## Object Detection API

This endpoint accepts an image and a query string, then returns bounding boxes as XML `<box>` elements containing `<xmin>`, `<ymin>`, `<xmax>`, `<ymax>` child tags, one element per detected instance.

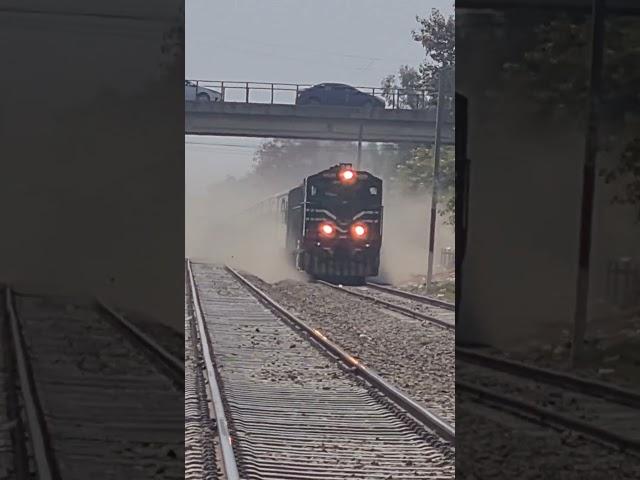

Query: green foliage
<box><xmin>601</xmin><ymin>132</ymin><xmax>640</xmax><ymax>220</ymax></box>
<box><xmin>381</xmin><ymin>9</ymin><xmax>454</xmax><ymax>108</ymax></box>
<box><xmin>393</xmin><ymin>146</ymin><xmax>454</xmax><ymax>192</ymax></box>
<box><xmin>250</xmin><ymin>139</ymin><xmax>367</xmax><ymax>192</ymax></box>
<box><xmin>381</xmin><ymin>65</ymin><xmax>424</xmax><ymax>109</ymax></box>
<box><xmin>503</xmin><ymin>14</ymin><xmax>640</xmax><ymax>217</ymax></box>
<box><xmin>392</xmin><ymin>145</ymin><xmax>455</xmax><ymax>224</ymax></box>
<box><xmin>160</xmin><ymin>6</ymin><xmax>184</xmax><ymax>79</ymax></box>
<box><xmin>503</xmin><ymin>15</ymin><xmax>589</xmax><ymax>112</ymax></box>
<box><xmin>504</xmin><ymin>15</ymin><xmax>640</xmax><ymax>116</ymax></box>
<box><xmin>380</xmin><ymin>9</ymin><xmax>455</xmax><ymax>223</ymax></box>
<box><xmin>412</xmin><ymin>9</ymin><xmax>455</xmax><ymax>93</ymax></box>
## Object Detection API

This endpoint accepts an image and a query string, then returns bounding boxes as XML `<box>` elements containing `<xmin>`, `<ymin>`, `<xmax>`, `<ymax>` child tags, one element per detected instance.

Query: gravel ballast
<box><xmin>243</xmin><ymin>274</ymin><xmax>455</xmax><ymax>425</ymax></box>
<box><xmin>456</xmin><ymin>398</ymin><xmax>640</xmax><ymax>479</ymax></box>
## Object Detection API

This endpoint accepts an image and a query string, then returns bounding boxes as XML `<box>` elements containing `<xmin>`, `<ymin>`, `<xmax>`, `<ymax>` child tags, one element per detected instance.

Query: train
<box><xmin>278</xmin><ymin>163</ymin><xmax>383</xmax><ymax>283</ymax></box>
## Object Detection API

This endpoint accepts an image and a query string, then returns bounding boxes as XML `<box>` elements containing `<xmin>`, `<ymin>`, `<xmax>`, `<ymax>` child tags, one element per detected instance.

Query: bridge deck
<box><xmin>185</xmin><ymin>101</ymin><xmax>454</xmax><ymax>144</ymax></box>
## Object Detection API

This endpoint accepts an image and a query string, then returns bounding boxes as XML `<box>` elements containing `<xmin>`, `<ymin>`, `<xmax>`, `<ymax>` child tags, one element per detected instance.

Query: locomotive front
<box><xmin>286</xmin><ymin>163</ymin><xmax>383</xmax><ymax>281</ymax></box>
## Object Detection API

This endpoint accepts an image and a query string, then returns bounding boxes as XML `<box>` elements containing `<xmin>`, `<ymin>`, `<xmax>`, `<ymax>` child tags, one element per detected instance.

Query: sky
<box><xmin>185</xmin><ymin>0</ymin><xmax>454</xmax><ymax>195</ymax></box>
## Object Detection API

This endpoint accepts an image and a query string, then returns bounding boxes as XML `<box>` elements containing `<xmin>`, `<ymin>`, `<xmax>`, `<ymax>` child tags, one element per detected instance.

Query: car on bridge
<box><xmin>185</xmin><ymin>80</ymin><xmax>222</xmax><ymax>102</ymax></box>
<box><xmin>296</xmin><ymin>83</ymin><xmax>385</xmax><ymax>109</ymax></box>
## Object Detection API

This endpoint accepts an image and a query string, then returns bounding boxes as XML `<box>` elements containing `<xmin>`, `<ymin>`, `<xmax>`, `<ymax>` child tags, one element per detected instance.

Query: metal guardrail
<box><xmin>185</xmin><ymin>79</ymin><xmax>440</xmax><ymax>110</ymax></box>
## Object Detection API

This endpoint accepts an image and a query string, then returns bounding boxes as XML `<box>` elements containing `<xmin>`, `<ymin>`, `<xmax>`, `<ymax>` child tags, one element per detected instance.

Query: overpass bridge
<box><xmin>184</xmin><ymin>81</ymin><xmax>454</xmax><ymax>144</ymax></box>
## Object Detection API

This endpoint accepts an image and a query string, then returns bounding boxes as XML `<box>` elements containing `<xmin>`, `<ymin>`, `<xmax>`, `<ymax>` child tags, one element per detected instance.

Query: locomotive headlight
<box><xmin>339</xmin><ymin>169</ymin><xmax>356</xmax><ymax>183</ymax></box>
<box><xmin>351</xmin><ymin>223</ymin><xmax>367</xmax><ymax>238</ymax></box>
<box><xmin>319</xmin><ymin>222</ymin><xmax>336</xmax><ymax>237</ymax></box>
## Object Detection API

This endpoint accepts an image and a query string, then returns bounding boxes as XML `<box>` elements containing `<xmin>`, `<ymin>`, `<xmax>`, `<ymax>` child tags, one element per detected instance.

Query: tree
<box><xmin>393</xmin><ymin>146</ymin><xmax>453</xmax><ymax>191</ymax></box>
<box><xmin>504</xmin><ymin>14</ymin><xmax>640</xmax><ymax>116</ymax></box>
<box><xmin>381</xmin><ymin>10</ymin><xmax>454</xmax><ymax>108</ymax></box>
<box><xmin>380</xmin><ymin>9</ymin><xmax>456</xmax><ymax>223</ymax></box>
<box><xmin>392</xmin><ymin>145</ymin><xmax>456</xmax><ymax>224</ymax></box>
<box><xmin>381</xmin><ymin>65</ymin><xmax>424</xmax><ymax>109</ymax></box>
<box><xmin>503</xmin><ymin>14</ymin><xmax>640</xmax><ymax>218</ymax></box>
<box><xmin>160</xmin><ymin>5</ymin><xmax>184</xmax><ymax>80</ymax></box>
<box><xmin>602</xmin><ymin>137</ymin><xmax>640</xmax><ymax>221</ymax></box>
<box><xmin>249</xmin><ymin>139</ymin><xmax>367</xmax><ymax>192</ymax></box>
<box><xmin>412</xmin><ymin>9</ymin><xmax>456</xmax><ymax>94</ymax></box>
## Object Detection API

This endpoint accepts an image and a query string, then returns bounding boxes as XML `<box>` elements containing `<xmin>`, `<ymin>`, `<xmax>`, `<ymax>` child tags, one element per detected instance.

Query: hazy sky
<box><xmin>185</xmin><ymin>0</ymin><xmax>454</xmax><ymax>194</ymax></box>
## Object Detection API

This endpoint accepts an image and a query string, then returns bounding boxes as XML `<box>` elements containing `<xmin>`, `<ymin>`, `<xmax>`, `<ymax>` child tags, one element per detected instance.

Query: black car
<box><xmin>296</xmin><ymin>83</ymin><xmax>385</xmax><ymax>108</ymax></box>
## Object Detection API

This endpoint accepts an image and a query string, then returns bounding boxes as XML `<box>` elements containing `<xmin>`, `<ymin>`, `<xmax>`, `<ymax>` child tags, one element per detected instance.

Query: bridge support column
<box><xmin>356</xmin><ymin>123</ymin><xmax>363</xmax><ymax>169</ymax></box>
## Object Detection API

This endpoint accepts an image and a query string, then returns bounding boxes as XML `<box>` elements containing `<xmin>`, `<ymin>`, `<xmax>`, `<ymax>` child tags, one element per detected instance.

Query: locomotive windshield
<box><xmin>307</xmin><ymin>175</ymin><xmax>382</xmax><ymax>214</ymax></box>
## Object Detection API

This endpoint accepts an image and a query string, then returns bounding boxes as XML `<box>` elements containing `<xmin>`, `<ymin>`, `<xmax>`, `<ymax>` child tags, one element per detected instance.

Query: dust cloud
<box><xmin>379</xmin><ymin>192</ymin><xmax>454</xmax><ymax>284</ymax></box>
<box><xmin>186</xmin><ymin>155</ymin><xmax>454</xmax><ymax>285</ymax></box>
<box><xmin>186</xmin><ymin>178</ymin><xmax>300</xmax><ymax>282</ymax></box>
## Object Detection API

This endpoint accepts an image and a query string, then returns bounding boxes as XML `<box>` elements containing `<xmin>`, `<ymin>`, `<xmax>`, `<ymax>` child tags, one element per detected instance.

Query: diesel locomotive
<box><xmin>282</xmin><ymin>163</ymin><xmax>383</xmax><ymax>282</ymax></box>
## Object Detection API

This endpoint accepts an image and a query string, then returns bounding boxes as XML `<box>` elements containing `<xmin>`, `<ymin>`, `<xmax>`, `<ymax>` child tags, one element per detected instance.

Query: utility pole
<box><xmin>571</xmin><ymin>0</ymin><xmax>605</xmax><ymax>367</ymax></box>
<box><xmin>356</xmin><ymin>123</ymin><xmax>364</xmax><ymax>169</ymax></box>
<box><xmin>426</xmin><ymin>68</ymin><xmax>448</xmax><ymax>290</ymax></box>
<box><xmin>455</xmin><ymin>93</ymin><xmax>469</xmax><ymax>324</ymax></box>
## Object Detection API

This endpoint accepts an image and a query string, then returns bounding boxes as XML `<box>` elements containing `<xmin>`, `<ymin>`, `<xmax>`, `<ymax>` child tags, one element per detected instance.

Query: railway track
<box><xmin>185</xmin><ymin>271</ymin><xmax>220</xmax><ymax>480</ymax></box>
<box><xmin>457</xmin><ymin>347</ymin><xmax>640</xmax><ymax>454</ymax></box>
<box><xmin>241</xmin><ymin>272</ymin><xmax>455</xmax><ymax>425</ymax></box>
<box><xmin>316</xmin><ymin>280</ymin><xmax>455</xmax><ymax>330</ymax></box>
<box><xmin>186</xmin><ymin>260</ymin><xmax>455</xmax><ymax>479</ymax></box>
<box><xmin>366</xmin><ymin>282</ymin><xmax>455</xmax><ymax>311</ymax></box>
<box><xmin>1</xmin><ymin>287</ymin><xmax>185</xmax><ymax>480</ymax></box>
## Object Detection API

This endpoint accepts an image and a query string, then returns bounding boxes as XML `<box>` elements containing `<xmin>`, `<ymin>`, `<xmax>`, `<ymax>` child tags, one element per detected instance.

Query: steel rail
<box><xmin>457</xmin><ymin>347</ymin><xmax>640</xmax><ymax>408</ymax></box>
<box><xmin>5</xmin><ymin>288</ymin><xmax>58</xmax><ymax>480</ymax></box>
<box><xmin>186</xmin><ymin>260</ymin><xmax>241</xmax><ymax>480</ymax></box>
<box><xmin>316</xmin><ymin>280</ymin><xmax>454</xmax><ymax>330</ymax></box>
<box><xmin>97</xmin><ymin>300</ymin><xmax>184</xmax><ymax>372</ymax></box>
<box><xmin>366</xmin><ymin>281</ymin><xmax>455</xmax><ymax>310</ymax></box>
<box><xmin>225</xmin><ymin>266</ymin><xmax>455</xmax><ymax>443</ymax></box>
<box><xmin>457</xmin><ymin>379</ymin><xmax>640</xmax><ymax>454</ymax></box>
<box><xmin>97</xmin><ymin>299</ymin><xmax>185</xmax><ymax>386</ymax></box>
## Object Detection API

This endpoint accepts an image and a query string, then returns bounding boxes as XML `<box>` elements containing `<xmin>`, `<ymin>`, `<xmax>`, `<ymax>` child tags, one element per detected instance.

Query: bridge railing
<box><xmin>186</xmin><ymin>80</ymin><xmax>437</xmax><ymax>110</ymax></box>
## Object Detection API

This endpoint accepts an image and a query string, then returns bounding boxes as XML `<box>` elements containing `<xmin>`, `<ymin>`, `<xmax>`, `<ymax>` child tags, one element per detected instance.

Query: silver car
<box><xmin>185</xmin><ymin>80</ymin><xmax>222</xmax><ymax>102</ymax></box>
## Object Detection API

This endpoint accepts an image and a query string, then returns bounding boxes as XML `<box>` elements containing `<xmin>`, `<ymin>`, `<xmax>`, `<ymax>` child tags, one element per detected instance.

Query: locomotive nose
<box><xmin>332</xmin><ymin>245</ymin><xmax>351</xmax><ymax>259</ymax></box>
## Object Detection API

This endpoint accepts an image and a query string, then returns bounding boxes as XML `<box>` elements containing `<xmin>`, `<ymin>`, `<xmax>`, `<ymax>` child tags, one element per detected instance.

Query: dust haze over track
<box><xmin>185</xmin><ymin>152</ymin><xmax>454</xmax><ymax>285</ymax></box>
<box><xmin>186</xmin><ymin>1</ymin><xmax>456</xmax><ymax>285</ymax></box>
